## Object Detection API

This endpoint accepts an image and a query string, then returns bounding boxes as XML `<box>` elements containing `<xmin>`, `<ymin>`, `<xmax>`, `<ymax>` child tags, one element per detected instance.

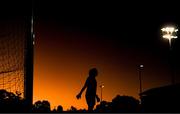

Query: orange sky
<box><xmin>33</xmin><ymin>20</ymin><xmax>175</xmax><ymax>110</ymax></box>
<box><xmin>0</xmin><ymin>2</ymin><xmax>179</xmax><ymax>111</ymax></box>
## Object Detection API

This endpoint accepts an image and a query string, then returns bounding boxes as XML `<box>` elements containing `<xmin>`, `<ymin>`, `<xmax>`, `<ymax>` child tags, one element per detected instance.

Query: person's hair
<box><xmin>89</xmin><ymin>68</ymin><xmax>98</xmax><ymax>77</ymax></box>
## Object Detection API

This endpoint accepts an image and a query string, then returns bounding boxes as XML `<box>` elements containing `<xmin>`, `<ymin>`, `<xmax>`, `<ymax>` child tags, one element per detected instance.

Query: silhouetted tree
<box><xmin>52</xmin><ymin>108</ymin><xmax>57</xmax><ymax>113</ymax></box>
<box><xmin>57</xmin><ymin>105</ymin><xmax>63</xmax><ymax>112</ymax></box>
<box><xmin>94</xmin><ymin>101</ymin><xmax>112</xmax><ymax>112</ymax></box>
<box><xmin>111</xmin><ymin>95</ymin><xmax>140</xmax><ymax>112</ymax></box>
<box><xmin>78</xmin><ymin>108</ymin><xmax>87</xmax><ymax>112</ymax></box>
<box><xmin>32</xmin><ymin>100</ymin><xmax>51</xmax><ymax>112</ymax></box>
<box><xmin>0</xmin><ymin>89</ymin><xmax>26</xmax><ymax>112</ymax></box>
<box><xmin>67</xmin><ymin>106</ymin><xmax>78</xmax><ymax>112</ymax></box>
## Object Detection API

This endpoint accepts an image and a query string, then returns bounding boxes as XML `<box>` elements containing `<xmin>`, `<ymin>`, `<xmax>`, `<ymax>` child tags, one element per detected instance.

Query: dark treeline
<box><xmin>32</xmin><ymin>95</ymin><xmax>141</xmax><ymax>113</ymax></box>
<box><xmin>0</xmin><ymin>89</ymin><xmax>179</xmax><ymax>112</ymax></box>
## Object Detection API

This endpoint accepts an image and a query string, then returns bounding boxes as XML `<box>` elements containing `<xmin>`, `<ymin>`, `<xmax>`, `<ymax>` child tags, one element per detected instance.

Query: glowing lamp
<box><xmin>161</xmin><ymin>26</ymin><xmax>178</xmax><ymax>48</ymax></box>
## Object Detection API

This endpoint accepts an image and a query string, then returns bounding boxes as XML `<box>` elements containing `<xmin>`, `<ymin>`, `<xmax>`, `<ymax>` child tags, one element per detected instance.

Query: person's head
<box><xmin>89</xmin><ymin>68</ymin><xmax>98</xmax><ymax>78</ymax></box>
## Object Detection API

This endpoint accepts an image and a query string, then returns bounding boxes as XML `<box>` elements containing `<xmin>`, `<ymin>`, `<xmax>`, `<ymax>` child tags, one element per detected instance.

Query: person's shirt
<box><xmin>85</xmin><ymin>76</ymin><xmax>97</xmax><ymax>96</ymax></box>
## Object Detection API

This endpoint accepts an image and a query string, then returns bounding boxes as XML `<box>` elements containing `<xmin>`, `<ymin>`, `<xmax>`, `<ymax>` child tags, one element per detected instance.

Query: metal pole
<box><xmin>139</xmin><ymin>69</ymin><xmax>142</xmax><ymax>94</ymax></box>
<box><xmin>101</xmin><ymin>87</ymin><xmax>102</xmax><ymax>102</ymax></box>
<box><xmin>24</xmin><ymin>5</ymin><xmax>34</xmax><ymax>111</ymax></box>
<box><xmin>139</xmin><ymin>65</ymin><xmax>143</xmax><ymax>95</ymax></box>
<box><xmin>169</xmin><ymin>39</ymin><xmax>175</xmax><ymax>85</ymax></box>
<box><xmin>100</xmin><ymin>84</ymin><xmax>104</xmax><ymax>102</ymax></box>
<box><xmin>161</xmin><ymin>26</ymin><xmax>178</xmax><ymax>85</ymax></box>
<box><xmin>139</xmin><ymin>65</ymin><xmax>144</xmax><ymax>104</ymax></box>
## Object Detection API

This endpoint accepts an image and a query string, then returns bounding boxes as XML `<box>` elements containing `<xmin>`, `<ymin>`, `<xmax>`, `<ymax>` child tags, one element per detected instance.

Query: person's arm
<box><xmin>78</xmin><ymin>83</ymin><xmax>86</xmax><ymax>96</ymax></box>
<box><xmin>96</xmin><ymin>94</ymin><xmax>100</xmax><ymax>102</ymax></box>
<box><xmin>76</xmin><ymin>79</ymin><xmax>88</xmax><ymax>99</ymax></box>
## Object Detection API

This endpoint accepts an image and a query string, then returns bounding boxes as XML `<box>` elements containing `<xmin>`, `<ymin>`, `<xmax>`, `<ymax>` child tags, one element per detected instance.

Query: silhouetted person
<box><xmin>76</xmin><ymin>68</ymin><xmax>100</xmax><ymax>112</ymax></box>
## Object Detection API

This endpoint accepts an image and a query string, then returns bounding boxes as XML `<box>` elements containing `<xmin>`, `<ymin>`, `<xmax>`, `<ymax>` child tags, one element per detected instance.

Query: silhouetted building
<box><xmin>140</xmin><ymin>83</ymin><xmax>180</xmax><ymax>112</ymax></box>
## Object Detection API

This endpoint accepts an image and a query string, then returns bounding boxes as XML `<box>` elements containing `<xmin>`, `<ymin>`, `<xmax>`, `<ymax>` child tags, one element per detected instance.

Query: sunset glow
<box><xmin>33</xmin><ymin>21</ymin><xmax>176</xmax><ymax>110</ymax></box>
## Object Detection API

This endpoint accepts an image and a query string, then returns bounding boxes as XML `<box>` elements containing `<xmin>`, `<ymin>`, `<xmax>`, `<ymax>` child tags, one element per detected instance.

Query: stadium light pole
<box><xmin>100</xmin><ymin>84</ymin><xmax>104</xmax><ymax>102</ymax></box>
<box><xmin>161</xmin><ymin>26</ymin><xmax>178</xmax><ymax>85</ymax></box>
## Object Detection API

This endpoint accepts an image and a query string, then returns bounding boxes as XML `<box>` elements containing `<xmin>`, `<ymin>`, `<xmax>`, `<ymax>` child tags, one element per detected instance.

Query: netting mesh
<box><xmin>0</xmin><ymin>18</ymin><xmax>27</xmax><ymax>97</ymax></box>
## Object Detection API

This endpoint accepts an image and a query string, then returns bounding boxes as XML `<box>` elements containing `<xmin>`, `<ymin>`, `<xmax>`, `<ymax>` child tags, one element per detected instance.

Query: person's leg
<box><xmin>88</xmin><ymin>105</ymin><xmax>94</xmax><ymax>112</ymax></box>
<box><xmin>86</xmin><ymin>95</ymin><xmax>95</xmax><ymax>112</ymax></box>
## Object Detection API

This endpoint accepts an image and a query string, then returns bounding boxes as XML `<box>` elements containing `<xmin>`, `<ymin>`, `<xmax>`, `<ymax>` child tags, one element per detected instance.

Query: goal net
<box><xmin>0</xmin><ymin>17</ymin><xmax>28</xmax><ymax>97</ymax></box>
